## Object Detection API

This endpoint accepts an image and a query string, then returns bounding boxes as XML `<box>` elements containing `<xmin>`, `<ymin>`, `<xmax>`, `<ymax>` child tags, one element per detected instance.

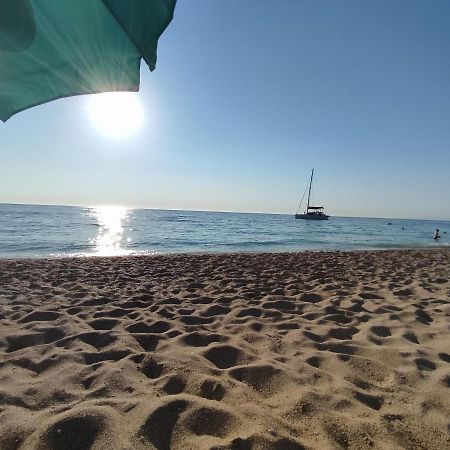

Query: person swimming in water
<box><xmin>433</xmin><ymin>228</ymin><xmax>440</xmax><ymax>240</ymax></box>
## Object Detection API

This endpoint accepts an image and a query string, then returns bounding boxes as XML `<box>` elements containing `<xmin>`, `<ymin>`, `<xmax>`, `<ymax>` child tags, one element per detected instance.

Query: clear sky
<box><xmin>1</xmin><ymin>0</ymin><xmax>449</xmax><ymax>219</ymax></box>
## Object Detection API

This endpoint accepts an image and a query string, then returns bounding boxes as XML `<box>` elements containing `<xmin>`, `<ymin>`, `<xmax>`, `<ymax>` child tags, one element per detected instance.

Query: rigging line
<box><xmin>296</xmin><ymin>185</ymin><xmax>309</xmax><ymax>214</ymax></box>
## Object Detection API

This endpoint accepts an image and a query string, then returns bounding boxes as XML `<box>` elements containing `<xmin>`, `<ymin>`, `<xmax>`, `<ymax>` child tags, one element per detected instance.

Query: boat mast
<box><xmin>306</xmin><ymin>168</ymin><xmax>314</xmax><ymax>212</ymax></box>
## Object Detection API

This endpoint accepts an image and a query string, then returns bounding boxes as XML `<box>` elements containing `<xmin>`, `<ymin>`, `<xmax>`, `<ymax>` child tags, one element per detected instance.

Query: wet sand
<box><xmin>0</xmin><ymin>250</ymin><xmax>449</xmax><ymax>449</ymax></box>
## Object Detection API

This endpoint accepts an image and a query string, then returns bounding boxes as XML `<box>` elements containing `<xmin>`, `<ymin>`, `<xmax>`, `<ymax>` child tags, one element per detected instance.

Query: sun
<box><xmin>87</xmin><ymin>92</ymin><xmax>144</xmax><ymax>138</ymax></box>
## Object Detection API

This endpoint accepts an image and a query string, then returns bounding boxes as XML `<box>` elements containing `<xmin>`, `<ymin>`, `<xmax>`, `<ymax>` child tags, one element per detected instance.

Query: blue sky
<box><xmin>1</xmin><ymin>0</ymin><xmax>449</xmax><ymax>219</ymax></box>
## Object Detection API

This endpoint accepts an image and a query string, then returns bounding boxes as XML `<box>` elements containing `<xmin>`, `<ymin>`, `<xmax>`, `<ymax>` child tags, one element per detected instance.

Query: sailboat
<box><xmin>295</xmin><ymin>169</ymin><xmax>329</xmax><ymax>220</ymax></box>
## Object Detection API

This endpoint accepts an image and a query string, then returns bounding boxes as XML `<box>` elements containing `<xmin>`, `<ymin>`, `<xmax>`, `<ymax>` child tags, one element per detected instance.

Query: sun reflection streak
<box><xmin>90</xmin><ymin>206</ymin><xmax>131</xmax><ymax>256</ymax></box>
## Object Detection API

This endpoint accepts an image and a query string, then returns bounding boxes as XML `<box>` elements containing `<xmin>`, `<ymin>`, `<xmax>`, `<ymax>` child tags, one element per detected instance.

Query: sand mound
<box><xmin>0</xmin><ymin>249</ymin><xmax>449</xmax><ymax>449</ymax></box>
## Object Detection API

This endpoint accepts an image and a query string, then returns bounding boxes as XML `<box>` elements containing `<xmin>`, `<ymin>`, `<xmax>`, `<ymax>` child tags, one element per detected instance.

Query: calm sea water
<box><xmin>0</xmin><ymin>203</ymin><xmax>448</xmax><ymax>258</ymax></box>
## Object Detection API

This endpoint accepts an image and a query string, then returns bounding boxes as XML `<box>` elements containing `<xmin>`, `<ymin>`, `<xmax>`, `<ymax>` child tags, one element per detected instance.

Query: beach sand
<box><xmin>0</xmin><ymin>250</ymin><xmax>449</xmax><ymax>450</ymax></box>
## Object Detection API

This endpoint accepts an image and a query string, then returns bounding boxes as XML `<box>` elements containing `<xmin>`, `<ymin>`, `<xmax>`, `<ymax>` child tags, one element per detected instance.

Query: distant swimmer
<box><xmin>433</xmin><ymin>228</ymin><xmax>440</xmax><ymax>240</ymax></box>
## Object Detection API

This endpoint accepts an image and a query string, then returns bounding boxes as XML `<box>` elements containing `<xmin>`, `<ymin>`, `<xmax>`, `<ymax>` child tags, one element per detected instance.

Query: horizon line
<box><xmin>0</xmin><ymin>201</ymin><xmax>449</xmax><ymax>223</ymax></box>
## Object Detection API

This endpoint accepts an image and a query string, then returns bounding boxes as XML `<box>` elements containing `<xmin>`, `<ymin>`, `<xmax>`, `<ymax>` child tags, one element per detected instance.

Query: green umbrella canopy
<box><xmin>0</xmin><ymin>0</ymin><xmax>177</xmax><ymax>122</ymax></box>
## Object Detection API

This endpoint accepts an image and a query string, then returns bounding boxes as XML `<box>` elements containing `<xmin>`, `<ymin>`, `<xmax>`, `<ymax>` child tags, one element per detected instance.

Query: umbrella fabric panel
<box><xmin>103</xmin><ymin>0</ymin><xmax>177</xmax><ymax>71</ymax></box>
<box><xmin>0</xmin><ymin>0</ymin><xmax>176</xmax><ymax>122</ymax></box>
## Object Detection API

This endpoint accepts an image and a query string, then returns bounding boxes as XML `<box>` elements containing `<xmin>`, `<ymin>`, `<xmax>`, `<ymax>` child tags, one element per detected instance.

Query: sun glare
<box><xmin>87</xmin><ymin>92</ymin><xmax>144</xmax><ymax>138</ymax></box>
<box><xmin>90</xmin><ymin>206</ymin><xmax>131</xmax><ymax>256</ymax></box>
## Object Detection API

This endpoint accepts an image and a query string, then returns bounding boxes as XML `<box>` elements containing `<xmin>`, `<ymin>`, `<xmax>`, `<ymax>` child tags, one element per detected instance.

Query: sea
<box><xmin>0</xmin><ymin>203</ymin><xmax>448</xmax><ymax>258</ymax></box>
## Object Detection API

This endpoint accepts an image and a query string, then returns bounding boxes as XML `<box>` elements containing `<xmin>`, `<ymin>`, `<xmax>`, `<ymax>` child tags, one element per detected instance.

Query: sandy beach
<box><xmin>0</xmin><ymin>249</ymin><xmax>449</xmax><ymax>450</ymax></box>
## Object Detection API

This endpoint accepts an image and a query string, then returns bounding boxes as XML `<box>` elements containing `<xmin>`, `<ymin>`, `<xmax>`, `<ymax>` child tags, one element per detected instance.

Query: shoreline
<box><xmin>1</xmin><ymin>245</ymin><xmax>449</xmax><ymax>261</ymax></box>
<box><xmin>1</xmin><ymin>249</ymin><xmax>449</xmax><ymax>449</ymax></box>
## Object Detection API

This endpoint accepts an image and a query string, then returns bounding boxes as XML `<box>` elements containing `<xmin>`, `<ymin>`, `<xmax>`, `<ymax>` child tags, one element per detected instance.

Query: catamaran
<box><xmin>295</xmin><ymin>169</ymin><xmax>329</xmax><ymax>220</ymax></box>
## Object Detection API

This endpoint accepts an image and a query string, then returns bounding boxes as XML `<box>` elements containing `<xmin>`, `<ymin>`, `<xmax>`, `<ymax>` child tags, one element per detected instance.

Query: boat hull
<box><xmin>295</xmin><ymin>214</ymin><xmax>329</xmax><ymax>220</ymax></box>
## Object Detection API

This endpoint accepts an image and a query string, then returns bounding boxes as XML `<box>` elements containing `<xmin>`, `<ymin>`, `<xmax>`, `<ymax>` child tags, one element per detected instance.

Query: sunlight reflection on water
<box><xmin>90</xmin><ymin>206</ymin><xmax>131</xmax><ymax>256</ymax></box>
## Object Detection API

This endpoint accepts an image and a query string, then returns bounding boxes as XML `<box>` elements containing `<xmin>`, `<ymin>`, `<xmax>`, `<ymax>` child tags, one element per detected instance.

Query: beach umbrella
<box><xmin>0</xmin><ymin>0</ymin><xmax>177</xmax><ymax>122</ymax></box>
